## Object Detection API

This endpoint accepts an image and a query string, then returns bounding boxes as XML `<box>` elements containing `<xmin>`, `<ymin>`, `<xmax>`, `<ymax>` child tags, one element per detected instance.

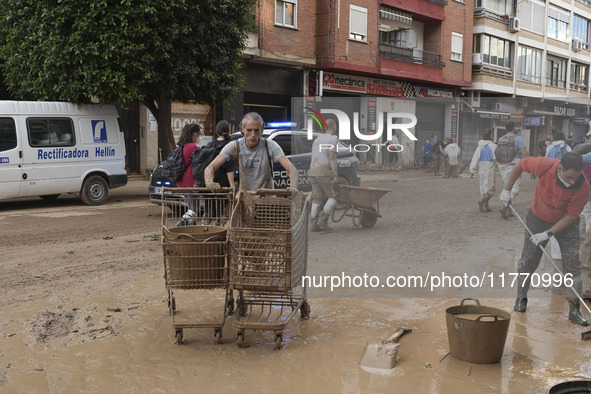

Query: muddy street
<box><xmin>1</xmin><ymin>170</ymin><xmax>591</xmax><ymax>393</ymax></box>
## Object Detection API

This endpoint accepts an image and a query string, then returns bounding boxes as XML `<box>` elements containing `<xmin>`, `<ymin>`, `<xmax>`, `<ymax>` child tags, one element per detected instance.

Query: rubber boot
<box><xmin>318</xmin><ymin>211</ymin><xmax>333</xmax><ymax>232</ymax></box>
<box><xmin>500</xmin><ymin>204</ymin><xmax>509</xmax><ymax>219</ymax></box>
<box><xmin>514</xmin><ymin>297</ymin><xmax>528</xmax><ymax>313</ymax></box>
<box><xmin>478</xmin><ymin>194</ymin><xmax>486</xmax><ymax>213</ymax></box>
<box><xmin>484</xmin><ymin>195</ymin><xmax>492</xmax><ymax>212</ymax></box>
<box><xmin>514</xmin><ymin>274</ymin><xmax>530</xmax><ymax>312</ymax></box>
<box><xmin>568</xmin><ymin>299</ymin><xmax>589</xmax><ymax>326</ymax></box>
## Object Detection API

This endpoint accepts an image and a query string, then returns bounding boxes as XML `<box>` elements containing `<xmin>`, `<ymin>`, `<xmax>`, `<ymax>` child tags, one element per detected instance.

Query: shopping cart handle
<box><xmin>252</xmin><ymin>188</ymin><xmax>292</xmax><ymax>197</ymax></box>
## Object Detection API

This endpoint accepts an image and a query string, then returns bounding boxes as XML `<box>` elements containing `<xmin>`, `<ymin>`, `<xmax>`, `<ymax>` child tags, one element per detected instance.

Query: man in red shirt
<box><xmin>501</xmin><ymin>152</ymin><xmax>590</xmax><ymax>326</ymax></box>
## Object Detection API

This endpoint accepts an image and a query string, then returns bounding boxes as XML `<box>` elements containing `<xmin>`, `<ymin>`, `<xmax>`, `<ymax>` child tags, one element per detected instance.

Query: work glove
<box><xmin>500</xmin><ymin>190</ymin><xmax>512</xmax><ymax>205</ymax></box>
<box><xmin>530</xmin><ymin>231</ymin><xmax>550</xmax><ymax>246</ymax></box>
<box><xmin>208</xmin><ymin>182</ymin><xmax>221</xmax><ymax>193</ymax></box>
<box><xmin>288</xmin><ymin>187</ymin><xmax>299</xmax><ymax>195</ymax></box>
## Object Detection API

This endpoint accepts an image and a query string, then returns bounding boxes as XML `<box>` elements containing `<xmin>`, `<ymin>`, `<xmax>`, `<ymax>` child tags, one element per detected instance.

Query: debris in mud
<box><xmin>25</xmin><ymin>305</ymin><xmax>120</xmax><ymax>348</ymax></box>
<box><xmin>103</xmin><ymin>236</ymin><xmax>113</xmax><ymax>240</ymax></box>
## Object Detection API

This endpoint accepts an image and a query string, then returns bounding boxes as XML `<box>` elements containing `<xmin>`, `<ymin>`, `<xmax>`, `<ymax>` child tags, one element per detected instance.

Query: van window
<box><xmin>27</xmin><ymin>118</ymin><xmax>75</xmax><ymax>147</ymax></box>
<box><xmin>0</xmin><ymin>118</ymin><xmax>17</xmax><ymax>152</ymax></box>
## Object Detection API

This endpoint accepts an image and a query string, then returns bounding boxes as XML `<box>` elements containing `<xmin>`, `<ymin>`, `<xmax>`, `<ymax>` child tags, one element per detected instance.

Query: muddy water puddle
<box><xmin>1</xmin><ymin>272</ymin><xmax>591</xmax><ymax>393</ymax></box>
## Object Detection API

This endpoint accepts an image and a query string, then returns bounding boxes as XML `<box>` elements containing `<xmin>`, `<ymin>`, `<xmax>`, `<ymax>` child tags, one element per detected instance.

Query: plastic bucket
<box><xmin>445</xmin><ymin>298</ymin><xmax>511</xmax><ymax>364</ymax></box>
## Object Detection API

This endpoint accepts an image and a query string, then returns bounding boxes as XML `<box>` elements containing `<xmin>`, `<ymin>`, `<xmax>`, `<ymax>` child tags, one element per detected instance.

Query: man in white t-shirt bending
<box><xmin>309</xmin><ymin>119</ymin><xmax>339</xmax><ymax>232</ymax></box>
<box><xmin>205</xmin><ymin>112</ymin><xmax>298</xmax><ymax>193</ymax></box>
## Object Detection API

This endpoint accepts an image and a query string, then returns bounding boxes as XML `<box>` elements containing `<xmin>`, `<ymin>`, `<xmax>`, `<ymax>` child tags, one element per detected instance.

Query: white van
<box><xmin>0</xmin><ymin>101</ymin><xmax>127</xmax><ymax>205</ymax></box>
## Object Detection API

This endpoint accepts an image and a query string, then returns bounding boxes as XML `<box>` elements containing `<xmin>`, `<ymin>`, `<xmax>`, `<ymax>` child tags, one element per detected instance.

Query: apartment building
<box><xmin>222</xmin><ymin>0</ymin><xmax>473</xmax><ymax>167</ymax></box>
<box><xmin>463</xmin><ymin>0</ymin><xmax>591</xmax><ymax>158</ymax></box>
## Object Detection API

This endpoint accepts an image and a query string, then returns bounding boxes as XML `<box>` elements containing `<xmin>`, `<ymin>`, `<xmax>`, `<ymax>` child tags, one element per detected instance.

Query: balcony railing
<box><xmin>472</xmin><ymin>64</ymin><xmax>513</xmax><ymax>79</ymax></box>
<box><xmin>379</xmin><ymin>44</ymin><xmax>445</xmax><ymax>67</ymax></box>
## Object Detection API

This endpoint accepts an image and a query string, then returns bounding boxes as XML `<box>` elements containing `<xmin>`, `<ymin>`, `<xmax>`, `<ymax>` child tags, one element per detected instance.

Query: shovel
<box><xmin>508</xmin><ymin>204</ymin><xmax>591</xmax><ymax>340</ymax></box>
<box><xmin>360</xmin><ymin>326</ymin><xmax>412</xmax><ymax>370</ymax></box>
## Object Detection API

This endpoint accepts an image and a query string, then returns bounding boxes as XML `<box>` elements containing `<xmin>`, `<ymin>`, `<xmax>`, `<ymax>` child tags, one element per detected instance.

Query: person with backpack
<box><xmin>546</xmin><ymin>131</ymin><xmax>571</xmax><ymax>159</ymax></box>
<box><xmin>495</xmin><ymin>121</ymin><xmax>528</xmax><ymax>219</ymax></box>
<box><xmin>195</xmin><ymin>120</ymin><xmax>235</xmax><ymax>223</ymax></box>
<box><xmin>176</xmin><ymin>123</ymin><xmax>202</xmax><ymax>219</ymax></box>
<box><xmin>469</xmin><ymin>129</ymin><xmax>497</xmax><ymax>212</ymax></box>
<box><xmin>204</xmin><ymin>112</ymin><xmax>298</xmax><ymax>193</ymax></box>
<box><xmin>500</xmin><ymin>152</ymin><xmax>590</xmax><ymax>326</ymax></box>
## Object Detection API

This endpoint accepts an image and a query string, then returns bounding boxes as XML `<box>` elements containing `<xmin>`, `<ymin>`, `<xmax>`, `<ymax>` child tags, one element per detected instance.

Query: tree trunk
<box><xmin>142</xmin><ymin>95</ymin><xmax>175</xmax><ymax>159</ymax></box>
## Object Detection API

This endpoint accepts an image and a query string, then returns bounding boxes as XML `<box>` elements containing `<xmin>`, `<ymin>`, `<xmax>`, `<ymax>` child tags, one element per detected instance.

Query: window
<box><xmin>519</xmin><ymin>1</ymin><xmax>545</xmax><ymax>35</ymax></box>
<box><xmin>475</xmin><ymin>0</ymin><xmax>513</xmax><ymax>16</ymax></box>
<box><xmin>451</xmin><ymin>33</ymin><xmax>463</xmax><ymax>61</ymax></box>
<box><xmin>474</xmin><ymin>34</ymin><xmax>512</xmax><ymax>68</ymax></box>
<box><xmin>571</xmin><ymin>62</ymin><xmax>589</xmax><ymax>92</ymax></box>
<box><xmin>546</xmin><ymin>56</ymin><xmax>567</xmax><ymax>88</ymax></box>
<box><xmin>270</xmin><ymin>135</ymin><xmax>291</xmax><ymax>156</ymax></box>
<box><xmin>27</xmin><ymin>118</ymin><xmax>75</xmax><ymax>147</ymax></box>
<box><xmin>0</xmin><ymin>118</ymin><xmax>17</xmax><ymax>152</ymax></box>
<box><xmin>275</xmin><ymin>0</ymin><xmax>297</xmax><ymax>28</ymax></box>
<box><xmin>349</xmin><ymin>5</ymin><xmax>367</xmax><ymax>41</ymax></box>
<box><xmin>517</xmin><ymin>46</ymin><xmax>543</xmax><ymax>83</ymax></box>
<box><xmin>574</xmin><ymin>15</ymin><xmax>590</xmax><ymax>49</ymax></box>
<box><xmin>547</xmin><ymin>9</ymin><xmax>569</xmax><ymax>42</ymax></box>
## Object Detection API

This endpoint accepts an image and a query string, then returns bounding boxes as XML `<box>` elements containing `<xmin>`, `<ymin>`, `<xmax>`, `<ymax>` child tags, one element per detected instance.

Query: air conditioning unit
<box><xmin>495</xmin><ymin>102</ymin><xmax>504</xmax><ymax>111</ymax></box>
<box><xmin>572</xmin><ymin>39</ymin><xmax>584</xmax><ymax>51</ymax></box>
<box><xmin>508</xmin><ymin>17</ymin><xmax>520</xmax><ymax>32</ymax></box>
<box><xmin>470</xmin><ymin>91</ymin><xmax>481</xmax><ymax>107</ymax></box>
<box><xmin>472</xmin><ymin>53</ymin><xmax>483</xmax><ymax>65</ymax></box>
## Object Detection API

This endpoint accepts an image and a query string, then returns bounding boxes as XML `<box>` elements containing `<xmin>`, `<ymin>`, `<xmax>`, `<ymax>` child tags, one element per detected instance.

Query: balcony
<box><xmin>379</xmin><ymin>43</ymin><xmax>445</xmax><ymax>67</ymax></box>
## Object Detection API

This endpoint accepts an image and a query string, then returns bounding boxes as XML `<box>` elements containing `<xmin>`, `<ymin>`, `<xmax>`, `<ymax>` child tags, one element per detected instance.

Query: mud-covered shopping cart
<box><xmin>332</xmin><ymin>185</ymin><xmax>390</xmax><ymax>228</ymax></box>
<box><xmin>228</xmin><ymin>189</ymin><xmax>311</xmax><ymax>349</ymax></box>
<box><xmin>161</xmin><ymin>187</ymin><xmax>234</xmax><ymax>344</ymax></box>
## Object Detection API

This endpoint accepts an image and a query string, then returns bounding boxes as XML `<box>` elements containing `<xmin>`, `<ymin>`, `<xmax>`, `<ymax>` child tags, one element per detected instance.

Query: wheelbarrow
<box><xmin>331</xmin><ymin>185</ymin><xmax>390</xmax><ymax>228</ymax></box>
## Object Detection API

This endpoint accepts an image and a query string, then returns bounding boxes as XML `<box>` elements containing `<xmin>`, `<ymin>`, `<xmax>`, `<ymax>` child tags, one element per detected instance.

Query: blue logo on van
<box><xmin>92</xmin><ymin>120</ymin><xmax>107</xmax><ymax>143</ymax></box>
<box><xmin>0</xmin><ymin>157</ymin><xmax>8</xmax><ymax>164</ymax></box>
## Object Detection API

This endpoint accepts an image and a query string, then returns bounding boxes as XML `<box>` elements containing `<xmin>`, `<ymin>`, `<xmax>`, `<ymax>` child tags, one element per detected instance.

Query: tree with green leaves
<box><xmin>0</xmin><ymin>0</ymin><xmax>255</xmax><ymax>155</ymax></box>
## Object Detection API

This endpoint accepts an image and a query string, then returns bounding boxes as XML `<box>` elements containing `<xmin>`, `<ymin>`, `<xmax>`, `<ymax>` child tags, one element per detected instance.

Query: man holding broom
<box><xmin>500</xmin><ymin>152</ymin><xmax>590</xmax><ymax>326</ymax></box>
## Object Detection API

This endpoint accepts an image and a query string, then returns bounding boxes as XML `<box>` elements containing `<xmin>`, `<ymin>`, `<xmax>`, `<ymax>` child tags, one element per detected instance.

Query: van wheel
<box><xmin>40</xmin><ymin>194</ymin><xmax>60</xmax><ymax>201</ymax></box>
<box><xmin>81</xmin><ymin>175</ymin><xmax>109</xmax><ymax>205</ymax></box>
<box><xmin>338</xmin><ymin>174</ymin><xmax>352</xmax><ymax>186</ymax></box>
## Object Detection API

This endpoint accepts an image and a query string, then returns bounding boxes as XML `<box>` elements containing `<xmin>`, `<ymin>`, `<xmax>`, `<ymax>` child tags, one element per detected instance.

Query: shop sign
<box><xmin>477</xmin><ymin>111</ymin><xmax>510</xmax><ymax>120</ymax></box>
<box><xmin>171</xmin><ymin>101</ymin><xmax>210</xmax><ymax>135</ymax></box>
<box><xmin>322</xmin><ymin>72</ymin><xmax>456</xmax><ymax>100</ymax></box>
<box><xmin>524</xmin><ymin>116</ymin><xmax>544</xmax><ymax>126</ymax></box>
<box><xmin>554</xmin><ymin>106</ymin><xmax>576</xmax><ymax>117</ymax></box>
<box><xmin>574</xmin><ymin>116</ymin><xmax>590</xmax><ymax>124</ymax></box>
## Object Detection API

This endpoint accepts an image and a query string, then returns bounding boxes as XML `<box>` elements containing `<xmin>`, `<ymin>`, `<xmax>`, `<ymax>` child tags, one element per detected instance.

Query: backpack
<box><xmin>191</xmin><ymin>142</ymin><xmax>223</xmax><ymax>186</ymax></box>
<box><xmin>158</xmin><ymin>145</ymin><xmax>188</xmax><ymax>183</ymax></box>
<box><xmin>546</xmin><ymin>143</ymin><xmax>568</xmax><ymax>159</ymax></box>
<box><xmin>495</xmin><ymin>134</ymin><xmax>517</xmax><ymax>164</ymax></box>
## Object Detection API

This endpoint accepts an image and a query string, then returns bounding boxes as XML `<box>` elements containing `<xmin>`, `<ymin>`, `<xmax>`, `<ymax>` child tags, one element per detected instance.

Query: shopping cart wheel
<box><xmin>300</xmin><ymin>300</ymin><xmax>311</xmax><ymax>320</ymax></box>
<box><xmin>236</xmin><ymin>332</ymin><xmax>245</xmax><ymax>348</ymax></box>
<box><xmin>214</xmin><ymin>329</ymin><xmax>222</xmax><ymax>345</ymax></box>
<box><xmin>274</xmin><ymin>334</ymin><xmax>283</xmax><ymax>350</ymax></box>
<box><xmin>175</xmin><ymin>329</ymin><xmax>183</xmax><ymax>344</ymax></box>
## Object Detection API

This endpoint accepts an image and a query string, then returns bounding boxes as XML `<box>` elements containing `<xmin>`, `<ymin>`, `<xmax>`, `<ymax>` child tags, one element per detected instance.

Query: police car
<box><xmin>148</xmin><ymin>125</ymin><xmax>361</xmax><ymax>204</ymax></box>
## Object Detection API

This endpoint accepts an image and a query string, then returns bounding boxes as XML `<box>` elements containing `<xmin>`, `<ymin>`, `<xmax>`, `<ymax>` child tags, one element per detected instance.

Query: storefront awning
<box><xmin>379</xmin><ymin>5</ymin><xmax>412</xmax><ymax>24</ymax></box>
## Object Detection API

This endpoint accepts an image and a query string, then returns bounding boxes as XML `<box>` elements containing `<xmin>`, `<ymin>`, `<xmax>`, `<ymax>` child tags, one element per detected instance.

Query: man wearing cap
<box><xmin>501</xmin><ymin>152</ymin><xmax>590</xmax><ymax>326</ymax></box>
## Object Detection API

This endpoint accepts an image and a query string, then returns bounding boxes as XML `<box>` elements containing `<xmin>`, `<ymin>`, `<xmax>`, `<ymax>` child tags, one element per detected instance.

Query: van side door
<box><xmin>0</xmin><ymin>117</ymin><xmax>23</xmax><ymax>199</ymax></box>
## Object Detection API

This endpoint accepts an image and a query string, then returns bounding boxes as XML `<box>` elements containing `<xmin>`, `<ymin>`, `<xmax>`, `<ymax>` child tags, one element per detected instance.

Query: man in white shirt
<box><xmin>309</xmin><ymin>119</ymin><xmax>339</xmax><ymax>232</ymax></box>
